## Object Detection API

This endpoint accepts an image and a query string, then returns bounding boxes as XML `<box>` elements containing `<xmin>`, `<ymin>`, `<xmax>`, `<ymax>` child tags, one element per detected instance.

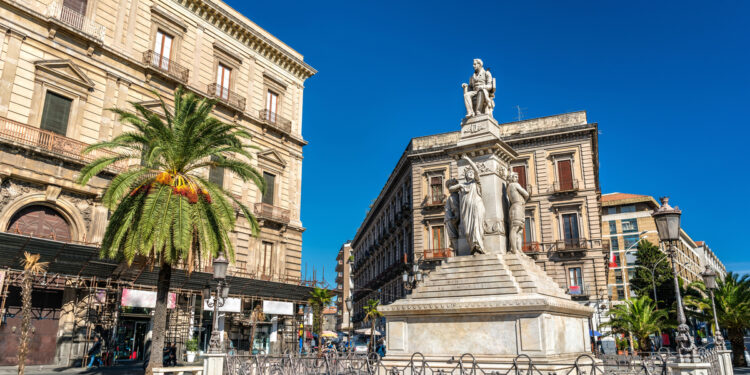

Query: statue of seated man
<box><xmin>462</xmin><ymin>59</ymin><xmax>495</xmax><ymax>118</ymax></box>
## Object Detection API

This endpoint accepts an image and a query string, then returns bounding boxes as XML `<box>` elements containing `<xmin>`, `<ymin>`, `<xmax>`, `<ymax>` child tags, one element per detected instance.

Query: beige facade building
<box><xmin>602</xmin><ymin>193</ymin><xmax>726</xmax><ymax>302</ymax></box>
<box><xmin>0</xmin><ymin>0</ymin><xmax>315</xmax><ymax>365</ymax></box>
<box><xmin>349</xmin><ymin>111</ymin><xmax>609</xmax><ymax>330</ymax></box>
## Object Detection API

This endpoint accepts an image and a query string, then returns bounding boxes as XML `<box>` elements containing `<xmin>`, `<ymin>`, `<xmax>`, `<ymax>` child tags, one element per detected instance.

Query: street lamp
<box><xmin>633</xmin><ymin>255</ymin><xmax>668</xmax><ymax>305</ymax></box>
<box><xmin>652</xmin><ymin>196</ymin><xmax>696</xmax><ymax>360</ymax></box>
<box><xmin>345</xmin><ymin>297</ymin><xmax>354</xmax><ymax>352</ymax></box>
<box><xmin>402</xmin><ymin>263</ymin><xmax>424</xmax><ymax>291</ymax></box>
<box><xmin>700</xmin><ymin>265</ymin><xmax>724</xmax><ymax>349</ymax></box>
<box><xmin>204</xmin><ymin>254</ymin><xmax>229</xmax><ymax>353</ymax></box>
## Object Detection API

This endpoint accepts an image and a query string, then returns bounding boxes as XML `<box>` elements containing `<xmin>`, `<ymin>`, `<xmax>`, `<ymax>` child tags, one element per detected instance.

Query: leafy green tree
<box><xmin>363</xmin><ymin>299</ymin><xmax>383</xmax><ymax>353</ymax></box>
<box><xmin>631</xmin><ymin>240</ymin><xmax>674</xmax><ymax>308</ymax></box>
<box><xmin>308</xmin><ymin>288</ymin><xmax>333</xmax><ymax>353</ymax></box>
<box><xmin>77</xmin><ymin>87</ymin><xmax>264</xmax><ymax>373</ymax></box>
<box><xmin>602</xmin><ymin>295</ymin><xmax>671</xmax><ymax>352</ymax></box>
<box><xmin>684</xmin><ymin>273</ymin><xmax>750</xmax><ymax>367</ymax></box>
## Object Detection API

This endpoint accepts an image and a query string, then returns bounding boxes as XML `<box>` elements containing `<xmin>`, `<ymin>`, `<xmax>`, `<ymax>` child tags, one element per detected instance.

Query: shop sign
<box><xmin>203</xmin><ymin>296</ymin><xmax>241</xmax><ymax>312</ymax></box>
<box><xmin>262</xmin><ymin>300</ymin><xmax>293</xmax><ymax>315</ymax></box>
<box><xmin>121</xmin><ymin>288</ymin><xmax>177</xmax><ymax>309</ymax></box>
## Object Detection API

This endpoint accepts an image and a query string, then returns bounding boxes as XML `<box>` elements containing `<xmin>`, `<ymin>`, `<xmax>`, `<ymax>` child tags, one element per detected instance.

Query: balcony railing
<box><xmin>47</xmin><ymin>1</ymin><xmax>105</xmax><ymax>42</ymax></box>
<box><xmin>539</xmin><ymin>238</ymin><xmax>608</xmax><ymax>252</ymax></box>
<box><xmin>0</xmin><ymin>117</ymin><xmax>125</xmax><ymax>172</ymax></box>
<box><xmin>551</xmin><ymin>179</ymin><xmax>579</xmax><ymax>193</ymax></box>
<box><xmin>207</xmin><ymin>83</ymin><xmax>246</xmax><ymax>111</ymax></box>
<box><xmin>258</xmin><ymin>109</ymin><xmax>292</xmax><ymax>134</ymax></box>
<box><xmin>521</xmin><ymin>241</ymin><xmax>541</xmax><ymax>253</ymax></box>
<box><xmin>254</xmin><ymin>202</ymin><xmax>291</xmax><ymax>224</ymax></box>
<box><xmin>567</xmin><ymin>284</ymin><xmax>589</xmax><ymax>297</ymax></box>
<box><xmin>422</xmin><ymin>194</ymin><xmax>446</xmax><ymax>207</ymax></box>
<box><xmin>143</xmin><ymin>50</ymin><xmax>190</xmax><ymax>83</ymax></box>
<box><xmin>423</xmin><ymin>248</ymin><xmax>453</xmax><ymax>260</ymax></box>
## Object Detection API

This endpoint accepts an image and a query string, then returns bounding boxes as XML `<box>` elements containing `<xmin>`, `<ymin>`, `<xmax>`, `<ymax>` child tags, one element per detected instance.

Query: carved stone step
<box><xmin>417</xmin><ymin>280</ymin><xmax>518</xmax><ymax>292</ymax></box>
<box><xmin>425</xmin><ymin>275</ymin><xmax>513</xmax><ymax>286</ymax></box>
<box><xmin>413</xmin><ymin>287</ymin><xmax>521</xmax><ymax>298</ymax></box>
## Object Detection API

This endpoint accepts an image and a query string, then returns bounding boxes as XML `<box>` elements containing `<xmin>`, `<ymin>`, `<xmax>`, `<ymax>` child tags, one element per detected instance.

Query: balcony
<box><xmin>143</xmin><ymin>50</ymin><xmax>190</xmax><ymax>83</ymax></box>
<box><xmin>423</xmin><ymin>248</ymin><xmax>453</xmax><ymax>260</ymax></box>
<box><xmin>47</xmin><ymin>1</ymin><xmax>105</xmax><ymax>42</ymax></box>
<box><xmin>258</xmin><ymin>109</ymin><xmax>292</xmax><ymax>135</ymax></box>
<box><xmin>567</xmin><ymin>284</ymin><xmax>590</xmax><ymax>298</ymax></box>
<box><xmin>0</xmin><ymin>116</ymin><xmax>125</xmax><ymax>172</ymax></box>
<box><xmin>422</xmin><ymin>194</ymin><xmax>446</xmax><ymax>208</ymax></box>
<box><xmin>551</xmin><ymin>179</ymin><xmax>579</xmax><ymax>193</ymax></box>
<box><xmin>254</xmin><ymin>202</ymin><xmax>290</xmax><ymax>224</ymax></box>
<box><xmin>540</xmin><ymin>238</ymin><xmax>608</xmax><ymax>254</ymax></box>
<box><xmin>521</xmin><ymin>242</ymin><xmax>541</xmax><ymax>253</ymax></box>
<box><xmin>207</xmin><ymin>83</ymin><xmax>246</xmax><ymax>111</ymax></box>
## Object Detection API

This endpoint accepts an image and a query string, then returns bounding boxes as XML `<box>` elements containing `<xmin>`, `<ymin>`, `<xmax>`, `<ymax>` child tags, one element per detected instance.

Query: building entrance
<box><xmin>114</xmin><ymin>317</ymin><xmax>150</xmax><ymax>360</ymax></box>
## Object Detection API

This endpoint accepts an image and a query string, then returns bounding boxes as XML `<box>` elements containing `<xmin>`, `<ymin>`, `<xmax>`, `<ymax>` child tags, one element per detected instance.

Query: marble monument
<box><xmin>380</xmin><ymin>60</ymin><xmax>594</xmax><ymax>367</ymax></box>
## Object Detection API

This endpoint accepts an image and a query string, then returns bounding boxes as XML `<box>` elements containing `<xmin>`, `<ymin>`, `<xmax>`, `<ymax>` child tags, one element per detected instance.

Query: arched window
<box><xmin>7</xmin><ymin>205</ymin><xmax>71</xmax><ymax>242</ymax></box>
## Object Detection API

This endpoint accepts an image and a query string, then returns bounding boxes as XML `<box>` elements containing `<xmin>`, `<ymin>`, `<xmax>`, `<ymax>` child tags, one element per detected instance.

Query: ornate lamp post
<box><xmin>402</xmin><ymin>263</ymin><xmax>424</xmax><ymax>291</ymax></box>
<box><xmin>203</xmin><ymin>254</ymin><xmax>229</xmax><ymax>353</ymax></box>
<box><xmin>652</xmin><ymin>197</ymin><xmax>696</xmax><ymax>360</ymax></box>
<box><xmin>345</xmin><ymin>297</ymin><xmax>354</xmax><ymax>352</ymax></box>
<box><xmin>700</xmin><ymin>265</ymin><xmax>724</xmax><ymax>349</ymax></box>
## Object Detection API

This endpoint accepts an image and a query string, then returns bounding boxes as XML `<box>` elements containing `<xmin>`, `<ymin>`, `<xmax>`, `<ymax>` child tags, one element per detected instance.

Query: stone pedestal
<box><xmin>202</xmin><ymin>353</ymin><xmax>226</xmax><ymax>375</ymax></box>
<box><xmin>381</xmin><ymin>254</ymin><xmax>593</xmax><ymax>363</ymax></box>
<box><xmin>449</xmin><ymin>115</ymin><xmax>517</xmax><ymax>255</ymax></box>
<box><xmin>667</xmin><ymin>362</ymin><xmax>712</xmax><ymax>375</ymax></box>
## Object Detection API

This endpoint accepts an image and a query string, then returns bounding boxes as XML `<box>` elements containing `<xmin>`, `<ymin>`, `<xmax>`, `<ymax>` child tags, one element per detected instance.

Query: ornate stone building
<box><xmin>0</xmin><ymin>0</ymin><xmax>315</xmax><ymax>365</ymax></box>
<box><xmin>350</xmin><ymin>111</ymin><xmax>608</xmax><ymax>331</ymax></box>
<box><xmin>602</xmin><ymin>193</ymin><xmax>726</xmax><ymax>302</ymax></box>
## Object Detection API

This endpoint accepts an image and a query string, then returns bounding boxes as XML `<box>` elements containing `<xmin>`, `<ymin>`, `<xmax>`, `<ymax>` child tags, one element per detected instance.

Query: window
<box><xmin>569</xmin><ymin>267</ymin><xmax>582</xmax><ymax>286</ymax></box>
<box><xmin>616</xmin><ymin>286</ymin><xmax>625</xmax><ymax>300</ymax></box>
<box><xmin>265</xmin><ymin>91</ymin><xmax>278</xmax><ymax>122</ymax></box>
<box><xmin>63</xmin><ymin>0</ymin><xmax>87</xmax><ymax>14</ymax></box>
<box><xmin>62</xmin><ymin>0</ymin><xmax>87</xmax><ymax>28</ymax></box>
<box><xmin>623</xmin><ymin>235</ymin><xmax>639</xmax><ymax>250</ymax></box>
<box><xmin>154</xmin><ymin>30</ymin><xmax>174</xmax><ymax>70</ymax></box>
<box><xmin>262</xmin><ymin>172</ymin><xmax>275</xmax><ymax>205</ymax></box>
<box><xmin>625</xmin><ymin>251</ymin><xmax>637</xmax><ymax>266</ymax></box>
<box><xmin>215</xmin><ymin>63</ymin><xmax>231</xmax><ymax>99</ymax></box>
<box><xmin>608</xmin><ymin>221</ymin><xmax>617</xmax><ymax>234</ymax></box>
<box><xmin>561</xmin><ymin>213</ymin><xmax>580</xmax><ymax>243</ymax></box>
<box><xmin>524</xmin><ymin>217</ymin><xmax>534</xmax><ymax>243</ymax></box>
<box><xmin>556</xmin><ymin>159</ymin><xmax>573</xmax><ymax>190</ymax></box>
<box><xmin>261</xmin><ymin>241</ymin><xmax>273</xmax><ymax>276</ymax></box>
<box><xmin>627</xmin><ymin>269</ymin><xmax>635</xmax><ymax>282</ymax></box>
<box><xmin>208</xmin><ymin>155</ymin><xmax>224</xmax><ymax>187</ymax></box>
<box><xmin>512</xmin><ymin>165</ymin><xmax>527</xmax><ymax>188</ymax></box>
<box><xmin>611</xmin><ymin>237</ymin><xmax>619</xmax><ymax>250</ymax></box>
<box><xmin>431</xmin><ymin>226</ymin><xmax>445</xmax><ymax>250</ymax></box>
<box><xmin>621</xmin><ymin>219</ymin><xmax>638</xmax><ymax>233</ymax></box>
<box><xmin>40</xmin><ymin>91</ymin><xmax>72</xmax><ymax>136</ymax></box>
<box><xmin>614</xmin><ymin>269</ymin><xmax>623</xmax><ymax>284</ymax></box>
<box><xmin>621</xmin><ymin>205</ymin><xmax>636</xmax><ymax>213</ymax></box>
<box><xmin>612</xmin><ymin>253</ymin><xmax>621</xmax><ymax>267</ymax></box>
<box><xmin>430</xmin><ymin>176</ymin><xmax>443</xmax><ymax>203</ymax></box>
<box><xmin>604</xmin><ymin>207</ymin><xmax>617</xmax><ymax>215</ymax></box>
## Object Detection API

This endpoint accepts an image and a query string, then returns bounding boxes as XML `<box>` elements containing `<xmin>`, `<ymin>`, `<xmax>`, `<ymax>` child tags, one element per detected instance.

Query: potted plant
<box><xmin>186</xmin><ymin>338</ymin><xmax>199</xmax><ymax>362</ymax></box>
<box><xmin>616</xmin><ymin>337</ymin><xmax>627</xmax><ymax>355</ymax></box>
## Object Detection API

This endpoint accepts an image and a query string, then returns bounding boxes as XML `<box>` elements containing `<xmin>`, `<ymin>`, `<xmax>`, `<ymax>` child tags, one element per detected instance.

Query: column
<box><xmin>0</xmin><ymin>30</ymin><xmax>25</xmax><ymax>117</ymax></box>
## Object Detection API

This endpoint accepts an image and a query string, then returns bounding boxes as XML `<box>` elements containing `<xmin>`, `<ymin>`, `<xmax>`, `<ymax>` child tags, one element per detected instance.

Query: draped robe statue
<box><xmin>447</xmin><ymin>156</ymin><xmax>485</xmax><ymax>254</ymax></box>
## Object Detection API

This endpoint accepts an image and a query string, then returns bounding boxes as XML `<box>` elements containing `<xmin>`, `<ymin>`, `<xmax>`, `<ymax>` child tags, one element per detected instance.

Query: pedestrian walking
<box><xmin>87</xmin><ymin>336</ymin><xmax>103</xmax><ymax>368</ymax></box>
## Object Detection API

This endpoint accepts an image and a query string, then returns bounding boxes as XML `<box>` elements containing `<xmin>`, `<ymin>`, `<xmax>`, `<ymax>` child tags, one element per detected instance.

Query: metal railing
<box><xmin>47</xmin><ymin>1</ymin><xmax>106</xmax><ymax>42</ymax></box>
<box><xmin>207</xmin><ymin>83</ymin><xmax>246</xmax><ymax>111</ymax></box>
<box><xmin>522</xmin><ymin>241</ymin><xmax>541</xmax><ymax>253</ymax></box>
<box><xmin>143</xmin><ymin>50</ymin><xmax>190</xmax><ymax>83</ymax></box>
<box><xmin>258</xmin><ymin>109</ymin><xmax>292</xmax><ymax>134</ymax></box>
<box><xmin>538</xmin><ymin>238</ymin><xmax>609</xmax><ymax>252</ymax></box>
<box><xmin>423</xmin><ymin>248</ymin><xmax>453</xmax><ymax>260</ymax></box>
<box><xmin>422</xmin><ymin>194</ymin><xmax>446</xmax><ymax>207</ymax></box>
<box><xmin>0</xmin><ymin>116</ymin><xmax>125</xmax><ymax>172</ymax></box>
<box><xmin>552</xmin><ymin>179</ymin><xmax>580</xmax><ymax>193</ymax></box>
<box><xmin>254</xmin><ymin>202</ymin><xmax>291</xmax><ymax>224</ymax></box>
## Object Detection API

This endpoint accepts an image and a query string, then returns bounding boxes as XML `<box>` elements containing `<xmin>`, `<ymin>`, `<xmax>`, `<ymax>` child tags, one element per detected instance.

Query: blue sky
<box><xmin>227</xmin><ymin>1</ymin><xmax>750</xmax><ymax>284</ymax></box>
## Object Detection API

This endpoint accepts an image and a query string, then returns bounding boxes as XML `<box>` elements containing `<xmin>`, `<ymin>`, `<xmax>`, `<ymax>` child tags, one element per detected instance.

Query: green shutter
<box><xmin>40</xmin><ymin>92</ymin><xmax>72</xmax><ymax>136</ymax></box>
<box><xmin>262</xmin><ymin>172</ymin><xmax>275</xmax><ymax>205</ymax></box>
<box><xmin>208</xmin><ymin>155</ymin><xmax>224</xmax><ymax>187</ymax></box>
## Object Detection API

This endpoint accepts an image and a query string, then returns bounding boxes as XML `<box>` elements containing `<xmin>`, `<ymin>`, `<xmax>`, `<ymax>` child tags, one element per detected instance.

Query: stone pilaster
<box><xmin>0</xmin><ymin>30</ymin><xmax>26</xmax><ymax>117</ymax></box>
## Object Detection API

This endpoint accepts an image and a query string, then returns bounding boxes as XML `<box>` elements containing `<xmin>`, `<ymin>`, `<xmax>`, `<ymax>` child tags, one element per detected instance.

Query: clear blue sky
<box><xmin>226</xmin><ymin>0</ymin><xmax>750</xmax><ymax>284</ymax></box>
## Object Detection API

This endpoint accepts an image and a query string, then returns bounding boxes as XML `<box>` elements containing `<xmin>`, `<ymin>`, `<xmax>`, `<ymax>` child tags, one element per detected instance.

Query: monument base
<box><xmin>380</xmin><ymin>253</ymin><xmax>593</xmax><ymax>363</ymax></box>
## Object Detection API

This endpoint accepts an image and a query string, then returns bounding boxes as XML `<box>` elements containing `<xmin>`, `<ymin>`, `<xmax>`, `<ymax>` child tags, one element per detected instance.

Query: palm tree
<box><xmin>685</xmin><ymin>273</ymin><xmax>750</xmax><ymax>367</ymax></box>
<box><xmin>17</xmin><ymin>253</ymin><xmax>48</xmax><ymax>375</ymax></box>
<box><xmin>308</xmin><ymin>288</ymin><xmax>333</xmax><ymax>353</ymax></box>
<box><xmin>602</xmin><ymin>295</ymin><xmax>670</xmax><ymax>352</ymax></box>
<box><xmin>363</xmin><ymin>299</ymin><xmax>383</xmax><ymax>353</ymax></box>
<box><xmin>77</xmin><ymin>87</ymin><xmax>264</xmax><ymax>373</ymax></box>
<box><xmin>249</xmin><ymin>304</ymin><xmax>265</xmax><ymax>353</ymax></box>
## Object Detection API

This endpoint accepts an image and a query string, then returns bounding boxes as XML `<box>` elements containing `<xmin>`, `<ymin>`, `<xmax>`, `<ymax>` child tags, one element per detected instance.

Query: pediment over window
<box><xmin>258</xmin><ymin>149</ymin><xmax>286</xmax><ymax>169</ymax></box>
<box><xmin>135</xmin><ymin>100</ymin><xmax>172</xmax><ymax>117</ymax></box>
<box><xmin>35</xmin><ymin>60</ymin><xmax>94</xmax><ymax>90</ymax></box>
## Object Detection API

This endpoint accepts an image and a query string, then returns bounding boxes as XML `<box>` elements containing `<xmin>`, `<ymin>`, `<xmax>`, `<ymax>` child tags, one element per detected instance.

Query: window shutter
<box><xmin>512</xmin><ymin>165</ymin><xmax>527</xmax><ymax>188</ymax></box>
<box><xmin>40</xmin><ymin>92</ymin><xmax>72</xmax><ymax>136</ymax></box>
<box><xmin>262</xmin><ymin>172</ymin><xmax>275</xmax><ymax>205</ymax></box>
<box><xmin>557</xmin><ymin>160</ymin><xmax>573</xmax><ymax>190</ymax></box>
<box><xmin>63</xmin><ymin>0</ymin><xmax>87</xmax><ymax>14</ymax></box>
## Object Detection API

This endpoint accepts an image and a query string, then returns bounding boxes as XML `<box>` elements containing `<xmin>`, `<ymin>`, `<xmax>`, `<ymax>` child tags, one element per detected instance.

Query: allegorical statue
<box><xmin>447</xmin><ymin>156</ymin><xmax>485</xmax><ymax>254</ymax></box>
<box><xmin>444</xmin><ymin>178</ymin><xmax>460</xmax><ymax>252</ymax></box>
<box><xmin>507</xmin><ymin>172</ymin><xmax>530</xmax><ymax>254</ymax></box>
<box><xmin>462</xmin><ymin>58</ymin><xmax>496</xmax><ymax>118</ymax></box>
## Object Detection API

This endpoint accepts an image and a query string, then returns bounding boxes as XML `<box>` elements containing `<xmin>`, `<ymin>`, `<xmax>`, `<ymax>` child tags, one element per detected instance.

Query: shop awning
<box><xmin>0</xmin><ymin>232</ymin><xmax>322</xmax><ymax>302</ymax></box>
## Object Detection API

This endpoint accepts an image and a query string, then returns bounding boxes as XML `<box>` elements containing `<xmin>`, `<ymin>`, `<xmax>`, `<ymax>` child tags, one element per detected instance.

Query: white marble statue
<box><xmin>462</xmin><ymin>59</ymin><xmax>495</xmax><ymax>118</ymax></box>
<box><xmin>444</xmin><ymin>178</ymin><xmax>460</xmax><ymax>251</ymax></box>
<box><xmin>447</xmin><ymin>156</ymin><xmax>485</xmax><ymax>254</ymax></box>
<box><xmin>507</xmin><ymin>172</ymin><xmax>530</xmax><ymax>254</ymax></box>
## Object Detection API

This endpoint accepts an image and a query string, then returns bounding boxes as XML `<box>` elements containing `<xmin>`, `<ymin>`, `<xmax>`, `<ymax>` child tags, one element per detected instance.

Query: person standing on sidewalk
<box><xmin>87</xmin><ymin>336</ymin><xmax>103</xmax><ymax>368</ymax></box>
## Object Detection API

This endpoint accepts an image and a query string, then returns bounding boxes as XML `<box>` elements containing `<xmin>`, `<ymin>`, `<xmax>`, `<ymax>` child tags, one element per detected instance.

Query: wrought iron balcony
<box><xmin>258</xmin><ymin>109</ymin><xmax>292</xmax><ymax>134</ymax></box>
<box><xmin>47</xmin><ymin>1</ymin><xmax>105</xmax><ymax>42</ymax></box>
<box><xmin>422</xmin><ymin>194</ymin><xmax>446</xmax><ymax>208</ymax></box>
<box><xmin>423</xmin><ymin>248</ymin><xmax>453</xmax><ymax>260</ymax></box>
<box><xmin>521</xmin><ymin>241</ymin><xmax>541</xmax><ymax>253</ymax></box>
<box><xmin>143</xmin><ymin>50</ymin><xmax>190</xmax><ymax>83</ymax></box>
<box><xmin>0</xmin><ymin>116</ymin><xmax>125</xmax><ymax>172</ymax></box>
<box><xmin>551</xmin><ymin>179</ymin><xmax>580</xmax><ymax>193</ymax></box>
<box><xmin>207</xmin><ymin>83</ymin><xmax>246</xmax><ymax>111</ymax></box>
<box><xmin>254</xmin><ymin>202</ymin><xmax>291</xmax><ymax>224</ymax></box>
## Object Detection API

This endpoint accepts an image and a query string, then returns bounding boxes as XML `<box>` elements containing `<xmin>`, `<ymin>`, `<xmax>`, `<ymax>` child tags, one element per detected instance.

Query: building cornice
<box><xmin>176</xmin><ymin>0</ymin><xmax>317</xmax><ymax>80</ymax></box>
